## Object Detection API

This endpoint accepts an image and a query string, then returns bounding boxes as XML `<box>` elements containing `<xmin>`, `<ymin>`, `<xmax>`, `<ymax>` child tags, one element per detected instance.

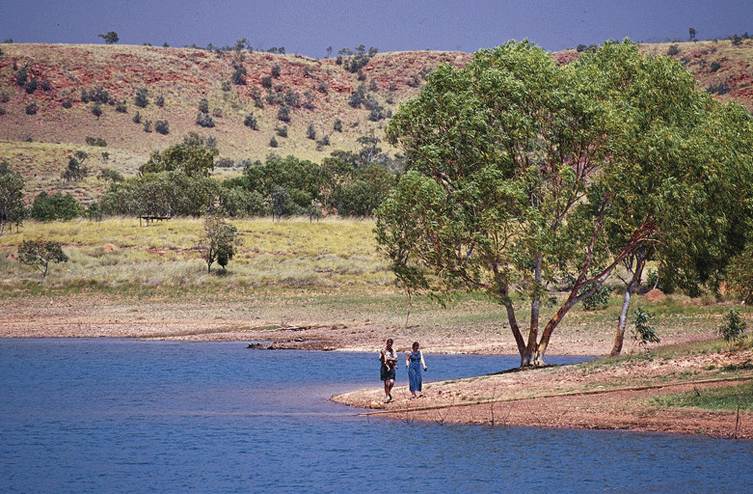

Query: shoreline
<box><xmin>3</xmin><ymin>294</ymin><xmax>751</xmax><ymax>439</ymax></box>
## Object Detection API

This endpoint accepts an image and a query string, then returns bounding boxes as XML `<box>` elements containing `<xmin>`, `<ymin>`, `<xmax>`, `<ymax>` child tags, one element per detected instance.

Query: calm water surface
<box><xmin>1</xmin><ymin>339</ymin><xmax>751</xmax><ymax>493</ymax></box>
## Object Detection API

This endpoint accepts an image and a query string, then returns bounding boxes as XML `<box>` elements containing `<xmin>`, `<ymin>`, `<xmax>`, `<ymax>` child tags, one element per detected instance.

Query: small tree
<box><xmin>199</xmin><ymin>216</ymin><xmax>242</xmax><ymax>272</ymax></box>
<box><xmin>719</xmin><ymin>309</ymin><xmax>747</xmax><ymax>344</ymax></box>
<box><xmin>18</xmin><ymin>240</ymin><xmax>68</xmax><ymax>279</ymax></box>
<box><xmin>98</xmin><ymin>32</ymin><xmax>119</xmax><ymax>44</ymax></box>
<box><xmin>0</xmin><ymin>162</ymin><xmax>26</xmax><ymax>234</ymax></box>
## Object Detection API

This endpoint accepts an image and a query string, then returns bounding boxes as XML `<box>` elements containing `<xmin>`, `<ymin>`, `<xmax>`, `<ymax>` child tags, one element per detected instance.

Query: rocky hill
<box><xmin>0</xmin><ymin>39</ymin><xmax>751</xmax><ymax>203</ymax></box>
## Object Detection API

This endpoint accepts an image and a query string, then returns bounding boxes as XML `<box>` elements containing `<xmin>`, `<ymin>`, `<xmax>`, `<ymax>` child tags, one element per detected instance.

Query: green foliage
<box><xmin>98</xmin><ymin>168</ymin><xmax>124</xmax><ymax>183</ymax></box>
<box><xmin>0</xmin><ymin>163</ymin><xmax>25</xmax><ymax>234</ymax></box>
<box><xmin>30</xmin><ymin>191</ymin><xmax>82</xmax><ymax>221</ymax></box>
<box><xmin>98</xmin><ymin>31</ymin><xmax>119</xmax><ymax>44</ymax></box>
<box><xmin>376</xmin><ymin>39</ymin><xmax>753</xmax><ymax>366</ymax></box>
<box><xmin>244</xmin><ymin>113</ymin><xmax>258</xmax><ymax>130</ymax></box>
<box><xmin>196</xmin><ymin>113</ymin><xmax>215</xmax><ymax>127</ymax></box>
<box><xmin>582</xmin><ymin>284</ymin><xmax>611</xmax><ymax>310</ymax></box>
<box><xmin>18</xmin><ymin>240</ymin><xmax>68</xmax><ymax>278</ymax></box>
<box><xmin>277</xmin><ymin>105</ymin><xmax>290</xmax><ymax>123</ymax></box>
<box><xmin>632</xmin><ymin>308</ymin><xmax>660</xmax><ymax>347</ymax></box>
<box><xmin>198</xmin><ymin>98</ymin><xmax>209</xmax><ymax>114</ymax></box>
<box><xmin>85</xmin><ymin>136</ymin><xmax>107</xmax><ymax>147</ymax></box>
<box><xmin>134</xmin><ymin>88</ymin><xmax>149</xmax><ymax>108</ymax></box>
<box><xmin>719</xmin><ymin>309</ymin><xmax>747</xmax><ymax>343</ymax></box>
<box><xmin>61</xmin><ymin>151</ymin><xmax>88</xmax><ymax>182</ymax></box>
<box><xmin>198</xmin><ymin>215</ymin><xmax>242</xmax><ymax>272</ymax></box>
<box><xmin>139</xmin><ymin>138</ymin><xmax>215</xmax><ymax>177</ymax></box>
<box><xmin>154</xmin><ymin>120</ymin><xmax>170</xmax><ymax>135</ymax></box>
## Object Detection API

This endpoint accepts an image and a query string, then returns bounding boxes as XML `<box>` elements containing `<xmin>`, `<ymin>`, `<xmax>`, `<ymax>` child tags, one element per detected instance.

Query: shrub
<box><xmin>134</xmin><ymin>87</ymin><xmax>149</xmax><ymax>108</ymax></box>
<box><xmin>155</xmin><ymin>94</ymin><xmax>164</xmax><ymax>107</ymax></box>
<box><xmin>275</xmin><ymin>125</ymin><xmax>288</xmax><ymax>138</ymax></box>
<box><xmin>719</xmin><ymin>309</ymin><xmax>747</xmax><ymax>343</ymax></box>
<box><xmin>154</xmin><ymin>120</ymin><xmax>170</xmax><ymax>135</ymax></box>
<box><xmin>244</xmin><ymin>113</ymin><xmax>258</xmax><ymax>130</ymax></box>
<box><xmin>132</xmin><ymin>111</ymin><xmax>141</xmax><ymax>124</ymax></box>
<box><xmin>25</xmin><ymin>103</ymin><xmax>38</xmax><ymax>115</ymax></box>
<box><xmin>85</xmin><ymin>136</ymin><xmax>107</xmax><ymax>147</ymax></box>
<box><xmin>232</xmin><ymin>64</ymin><xmax>247</xmax><ymax>85</ymax></box>
<box><xmin>271</xmin><ymin>64</ymin><xmax>281</xmax><ymax>78</ymax></box>
<box><xmin>24</xmin><ymin>79</ymin><xmax>37</xmax><ymax>94</ymax></box>
<box><xmin>143</xmin><ymin>120</ymin><xmax>152</xmax><ymax>132</ymax></box>
<box><xmin>269</xmin><ymin>136</ymin><xmax>278</xmax><ymax>148</ymax></box>
<box><xmin>198</xmin><ymin>98</ymin><xmax>209</xmax><ymax>113</ymax></box>
<box><xmin>307</xmin><ymin>123</ymin><xmax>316</xmax><ymax>140</ymax></box>
<box><xmin>277</xmin><ymin>105</ymin><xmax>290</xmax><ymax>123</ymax></box>
<box><xmin>261</xmin><ymin>76</ymin><xmax>273</xmax><ymax>89</ymax></box>
<box><xmin>62</xmin><ymin>98</ymin><xmax>73</xmax><ymax>109</ymax></box>
<box><xmin>115</xmin><ymin>100</ymin><xmax>127</xmax><ymax>113</ymax></box>
<box><xmin>217</xmin><ymin>157</ymin><xmax>234</xmax><ymax>168</ymax></box>
<box><xmin>196</xmin><ymin>113</ymin><xmax>215</xmax><ymax>128</ymax></box>
<box><xmin>667</xmin><ymin>44</ymin><xmax>680</xmax><ymax>56</ymax></box>
<box><xmin>91</xmin><ymin>102</ymin><xmax>102</xmax><ymax>118</ymax></box>
<box><xmin>212</xmin><ymin>107</ymin><xmax>222</xmax><ymax>118</ymax></box>
<box><xmin>632</xmin><ymin>308</ymin><xmax>660</xmax><ymax>347</ymax></box>
<box><xmin>710</xmin><ymin>61</ymin><xmax>721</xmax><ymax>73</ymax></box>
<box><xmin>334</xmin><ymin>119</ymin><xmax>343</xmax><ymax>132</ymax></box>
<box><xmin>30</xmin><ymin>191</ymin><xmax>82</xmax><ymax>221</ymax></box>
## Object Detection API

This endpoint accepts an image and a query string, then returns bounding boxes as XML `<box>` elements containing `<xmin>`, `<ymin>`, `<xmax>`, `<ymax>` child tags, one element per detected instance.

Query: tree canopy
<box><xmin>375</xmin><ymin>39</ymin><xmax>753</xmax><ymax>367</ymax></box>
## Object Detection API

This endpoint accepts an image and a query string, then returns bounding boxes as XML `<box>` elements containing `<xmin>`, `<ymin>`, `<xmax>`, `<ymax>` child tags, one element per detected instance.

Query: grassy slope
<box><xmin>1</xmin><ymin>40</ymin><xmax>751</xmax><ymax>205</ymax></box>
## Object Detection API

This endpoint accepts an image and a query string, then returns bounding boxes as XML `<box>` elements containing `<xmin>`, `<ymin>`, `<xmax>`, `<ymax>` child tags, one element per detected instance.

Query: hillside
<box><xmin>0</xmin><ymin>39</ymin><xmax>751</xmax><ymax>204</ymax></box>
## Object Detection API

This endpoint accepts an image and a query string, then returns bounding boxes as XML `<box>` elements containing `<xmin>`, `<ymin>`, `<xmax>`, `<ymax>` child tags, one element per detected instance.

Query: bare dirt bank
<box><xmin>333</xmin><ymin>349</ymin><xmax>753</xmax><ymax>439</ymax></box>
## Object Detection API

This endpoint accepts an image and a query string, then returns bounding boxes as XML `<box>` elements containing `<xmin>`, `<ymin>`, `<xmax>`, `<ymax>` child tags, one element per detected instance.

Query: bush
<box><xmin>196</xmin><ymin>113</ymin><xmax>215</xmax><ymax>128</ymax></box>
<box><xmin>115</xmin><ymin>100</ymin><xmax>127</xmax><ymax>113</ymax></box>
<box><xmin>334</xmin><ymin>119</ymin><xmax>343</xmax><ymax>132</ymax></box>
<box><xmin>269</xmin><ymin>136</ymin><xmax>278</xmax><ymax>148</ymax></box>
<box><xmin>91</xmin><ymin>102</ymin><xmax>102</xmax><ymax>118</ymax></box>
<box><xmin>667</xmin><ymin>44</ymin><xmax>680</xmax><ymax>56</ymax></box>
<box><xmin>85</xmin><ymin>136</ymin><xmax>107</xmax><ymax>147</ymax></box>
<box><xmin>710</xmin><ymin>61</ymin><xmax>721</xmax><ymax>73</ymax></box>
<box><xmin>62</xmin><ymin>98</ymin><xmax>73</xmax><ymax>109</ymax></box>
<box><xmin>244</xmin><ymin>113</ymin><xmax>258</xmax><ymax>130</ymax></box>
<box><xmin>30</xmin><ymin>191</ymin><xmax>82</xmax><ymax>221</ymax></box>
<box><xmin>132</xmin><ymin>111</ymin><xmax>141</xmax><ymax>124</ymax></box>
<box><xmin>307</xmin><ymin>123</ymin><xmax>316</xmax><ymax>140</ymax></box>
<box><xmin>719</xmin><ymin>309</ymin><xmax>747</xmax><ymax>343</ymax></box>
<box><xmin>18</xmin><ymin>240</ymin><xmax>68</xmax><ymax>279</ymax></box>
<box><xmin>277</xmin><ymin>105</ymin><xmax>291</xmax><ymax>123</ymax></box>
<box><xmin>25</xmin><ymin>103</ymin><xmax>38</xmax><ymax>115</ymax></box>
<box><xmin>275</xmin><ymin>125</ymin><xmax>288</xmax><ymax>138</ymax></box>
<box><xmin>632</xmin><ymin>308</ymin><xmax>660</xmax><ymax>347</ymax></box>
<box><xmin>155</xmin><ymin>120</ymin><xmax>170</xmax><ymax>135</ymax></box>
<box><xmin>198</xmin><ymin>98</ymin><xmax>209</xmax><ymax>114</ymax></box>
<box><xmin>134</xmin><ymin>87</ymin><xmax>149</xmax><ymax>108</ymax></box>
<box><xmin>271</xmin><ymin>64</ymin><xmax>281</xmax><ymax>78</ymax></box>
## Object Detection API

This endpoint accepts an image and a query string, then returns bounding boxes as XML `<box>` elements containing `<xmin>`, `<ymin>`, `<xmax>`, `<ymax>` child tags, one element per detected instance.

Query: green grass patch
<box><xmin>650</xmin><ymin>382</ymin><xmax>753</xmax><ymax>411</ymax></box>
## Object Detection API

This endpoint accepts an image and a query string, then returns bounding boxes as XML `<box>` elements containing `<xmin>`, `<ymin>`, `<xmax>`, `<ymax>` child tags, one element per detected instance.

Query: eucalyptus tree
<box><xmin>375</xmin><ymin>40</ymin><xmax>753</xmax><ymax>367</ymax></box>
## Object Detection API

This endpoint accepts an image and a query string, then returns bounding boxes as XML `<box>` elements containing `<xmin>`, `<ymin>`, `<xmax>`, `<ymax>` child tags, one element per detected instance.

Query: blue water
<box><xmin>1</xmin><ymin>339</ymin><xmax>751</xmax><ymax>493</ymax></box>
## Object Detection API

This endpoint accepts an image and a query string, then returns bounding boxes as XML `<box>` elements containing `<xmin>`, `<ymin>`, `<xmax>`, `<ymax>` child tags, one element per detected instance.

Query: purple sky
<box><xmin>1</xmin><ymin>0</ymin><xmax>751</xmax><ymax>57</ymax></box>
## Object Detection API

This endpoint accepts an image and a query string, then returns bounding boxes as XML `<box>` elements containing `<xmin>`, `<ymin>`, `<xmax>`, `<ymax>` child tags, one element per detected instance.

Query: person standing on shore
<box><xmin>379</xmin><ymin>338</ymin><xmax>398</xmax><ymax>402</ymax></box>
<box><xmin>406</xmin><ymin>341</ymin><xmax>427</xmax><ymax>399</ymax></box>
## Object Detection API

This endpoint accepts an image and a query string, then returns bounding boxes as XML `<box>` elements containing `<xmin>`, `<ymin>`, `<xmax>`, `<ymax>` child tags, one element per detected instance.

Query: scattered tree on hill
<box><xmin>98</xmin><ymin>32</ymin><xmax>119</xmax><ymax>44</ymax></box>
<box><xmin>0</xmin><ymin>162</ymin><xmax>25</xmax><ymax>234</ymax></box>
<box><xmin>198</xmin><ymin>215</ymin><xmax>242</xmax><ymax>272</ymax></box>
<box><xmin>61</xmin><ymin>151</ymin><xmax>89</xmax><ymax>181</ymax></box>
<box><xmin>375</xmin><ymin>40</ymin><xmax>753</xmax><ymax>368</ymax></box>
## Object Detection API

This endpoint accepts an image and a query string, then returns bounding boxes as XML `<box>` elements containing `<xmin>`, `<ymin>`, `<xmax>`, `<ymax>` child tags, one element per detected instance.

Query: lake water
<box><xmin>1</xmin><ymin>339</ymin><xmax>751</xmax><ymax>493</ymax></box>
